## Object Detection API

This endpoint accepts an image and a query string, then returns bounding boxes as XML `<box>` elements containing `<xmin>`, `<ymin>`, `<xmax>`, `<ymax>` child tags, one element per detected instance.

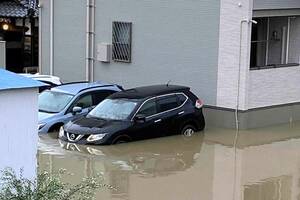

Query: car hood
<box><xmin>38</xmin><ymin>111</ymin><xmax>57</xmax><ymax>122</ymax></box>
<box><xmin>65</xmin><ymin>117</ymin><xmax>131</xmax><ymax>135</ymax></box>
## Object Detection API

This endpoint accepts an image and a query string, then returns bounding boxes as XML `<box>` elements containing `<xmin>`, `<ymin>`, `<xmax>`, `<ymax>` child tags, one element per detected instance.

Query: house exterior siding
<box><xmin>41</xmin><ymin>0</ymin><xmax>221</xmax><ymax>106</ymax></box>
<box><xmin>41</xmin><ymin>0</ymin><xmax>50</xmax><ymax>75</ymax></box>
<box><xmin>41</xmin><ymin>0</ymin><xmax>86</xmax><ymax>82</ymax></box>
<box><xmin>249</xmin><ymin>67</ymin><xmax>300</xmax><ymax>109</ymax></box>
<box><xmin>93</xmin><ymin>0</ymin><xmax>221</xmax><ymax>106</ymax></box>
<box><xmin>247</xmin><ymin>13</ymin><xmax>300</xmax><ymax>109</ymax></box>
<box><xmin>216</xmin><ymin>0</ymin><xmax>253</xmax><ymax>110</ymax></box>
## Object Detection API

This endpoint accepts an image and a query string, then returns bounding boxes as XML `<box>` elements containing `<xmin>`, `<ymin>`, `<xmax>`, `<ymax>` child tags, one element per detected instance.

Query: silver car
<box><xmin>38</xmin><ymin>81</ymin><xmax>123</xmax><ymax>134</ymax></box>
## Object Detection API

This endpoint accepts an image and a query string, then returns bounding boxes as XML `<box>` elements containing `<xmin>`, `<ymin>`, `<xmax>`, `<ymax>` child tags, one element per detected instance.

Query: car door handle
<box><xmin>154</xmin><ymin>119</ymin><xmax>162</xmax><ymax>123</ymax></box>
<box><xmin>178</xmin><ymin>111</ymin><xmax>185</xmax><ymax>115</ymax></box>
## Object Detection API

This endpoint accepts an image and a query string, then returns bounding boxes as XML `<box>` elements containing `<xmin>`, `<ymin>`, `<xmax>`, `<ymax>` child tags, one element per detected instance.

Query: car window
<box><xmin>39</xmin><ymin>91</ymin><xmax>74</xmax><ymax>113</ymax></box>
<box><xmin>92</xmin><ymin>90</ymin><xmax>115</xmax><ymax>105</ymax></box>
<box><xmin>157</xmin><ymin>95</ymin><xmax>179</xmax><ymax>113</ymax></box>
<box><xmin>137</xmin><ymin>99</ymin><xmax>157</xmax><ymax>117</ymax></box>
<box><xmin>88</xmin><ymin>99</ymin><xmax>138</xmax><ymax>120</ymax></box>
<box><xmin>74</xmin><ymin>94</ymin><xmax>93</xmax><ymax>109</ymax></box>
<box><xmin>177</xmin><ymin>94</ymin><xmax>187</xmax><ymax>105</ymax></box>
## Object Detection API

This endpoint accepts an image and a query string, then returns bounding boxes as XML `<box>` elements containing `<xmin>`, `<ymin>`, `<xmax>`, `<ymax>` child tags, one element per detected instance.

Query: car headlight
<box><xmin>87</xmin><ymin>134</ymin><xmax>107</xmax><ymax>142</ymax></box>
<box><xmin>59</xmin><ymin>126</ymin><xmax>65</xmax><ymax>138</ymax></box>
<box><xmin>38</xmin><ymin>123</ymin><xmax>46</xmax><ymax>130</ymax></box>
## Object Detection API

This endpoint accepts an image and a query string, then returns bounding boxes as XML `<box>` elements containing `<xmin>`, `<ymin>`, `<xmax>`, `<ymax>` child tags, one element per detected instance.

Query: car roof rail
<box><xmin>77</xmin><ymin>84</ymin><xmax>118</xmax><ymax>94</ymax></box>
<box><xmin>60</xmin><ymin>81</ymin><xmax>89</xmax><ymax>86</ymax></box>
<box><xmin>116</xmin><ymin>85</ymin><xmax>124</xmax><ymax>91</ymax></box>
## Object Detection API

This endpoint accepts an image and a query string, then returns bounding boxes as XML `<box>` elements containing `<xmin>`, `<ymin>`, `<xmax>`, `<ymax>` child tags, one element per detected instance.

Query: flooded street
<box><xmin>38</xmin><ymin>122</ymin><xmax>300</xmax><ymax>200</ymax></box>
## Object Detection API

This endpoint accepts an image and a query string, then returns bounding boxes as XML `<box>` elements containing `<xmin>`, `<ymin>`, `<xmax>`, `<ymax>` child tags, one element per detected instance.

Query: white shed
<box><xmin>0</xmin><ymin>69</ymin><xmax>45</xmax><ymax>178</ymax></box>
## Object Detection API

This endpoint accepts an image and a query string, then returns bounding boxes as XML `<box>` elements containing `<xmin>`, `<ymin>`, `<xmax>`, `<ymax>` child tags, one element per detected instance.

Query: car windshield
<box><xmin>88</xmin><ymin>99</ymin><xmax>138</xmax><ymax>120</ymax></box>
<box><xmin>39</xmin><ymin>90</ymin><xmax>74</xmax><ymax>113</ymax></box>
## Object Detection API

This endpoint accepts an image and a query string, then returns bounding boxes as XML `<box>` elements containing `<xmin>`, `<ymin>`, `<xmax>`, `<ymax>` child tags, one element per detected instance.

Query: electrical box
<box><xmin>97</xmin><ymin>43</ymin><xmax>111</xmax><ymax>63</ymax></box>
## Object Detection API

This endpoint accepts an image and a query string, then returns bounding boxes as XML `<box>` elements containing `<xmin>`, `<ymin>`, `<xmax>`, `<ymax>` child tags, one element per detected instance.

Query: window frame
<box><xmin>112</xmin><ymin>21</ymin><xmax>132</xmax><ymax>63</ymax></box>
<box><xmin>250</xmin><ymin>16</ymin><xmax>300</xmax><ymax>70</ymax></box>
<box><xmin>132</xmin><ymin>92</ymin><xmax>188</xmax><ymax>121</ymax></box>
<box><xmin>156</xmin><ymin>95</ymin><xmax>181</xmax><ymax>113</ymax></box>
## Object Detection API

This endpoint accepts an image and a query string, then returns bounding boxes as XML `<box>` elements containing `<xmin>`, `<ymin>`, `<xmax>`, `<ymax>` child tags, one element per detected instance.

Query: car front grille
<box><xmin>66</xmin><ymin>131</ymin><xmax>84</xmax><ymax>142</ymax></box>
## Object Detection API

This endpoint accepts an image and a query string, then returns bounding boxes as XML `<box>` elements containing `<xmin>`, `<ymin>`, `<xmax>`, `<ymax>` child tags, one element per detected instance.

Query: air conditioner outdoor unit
<box><xmin>97</xmin><ymin>43</ymin><xmax>111</xmax><ymax>63</ymax></box>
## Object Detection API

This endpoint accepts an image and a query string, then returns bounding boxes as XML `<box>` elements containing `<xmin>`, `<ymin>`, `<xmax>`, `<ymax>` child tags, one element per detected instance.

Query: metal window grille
<box><xmin>112</xmin><ymin>21</ymin><xmax>132</xmax><ymax>62</ymax></box>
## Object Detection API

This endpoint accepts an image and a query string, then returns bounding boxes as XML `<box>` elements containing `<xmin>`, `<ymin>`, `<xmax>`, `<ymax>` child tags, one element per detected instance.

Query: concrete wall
<box><xmin>216</xmin><ymin>0</ymin><xmax>253</xmax><ymax>110</ymax></box>
<box><xmin>205</xmin><ymin>101</ymin><xmax>300</xmax><ymax>129</ymax></box>
<box><xmin>0</xmin><ymin>41</ymin><xmax>5</xmax><ymax>69</ymax></box>
<box><xmin>93</xmin><ymin>0</ymin><xmax>221</xmax><ymax>106</ymax></box>
<box><xmin>41</xmin><ymin>0</ymin><xmax>86</xmax><ymax>82</ymax></box>
<box><xmin>253</xmin><ymin>0</ymin><xmax>300</xmax><ymax>10</ymax></box>
<box><xmin>0</xmin><ymin>88</ymin><xmax>38</xmax><ymax>178</ymax></box>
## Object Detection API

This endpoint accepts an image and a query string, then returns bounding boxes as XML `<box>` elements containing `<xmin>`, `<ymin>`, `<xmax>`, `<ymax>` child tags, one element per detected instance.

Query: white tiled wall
<box><xmin>248</xmin><ymin>66</ymin><xmax>300</xmax><ymax>109</ymax></box>
<box><xmin>216</xmin><ymin>0</ymin><xmax>253</xmax><ymax>110</ymax></box>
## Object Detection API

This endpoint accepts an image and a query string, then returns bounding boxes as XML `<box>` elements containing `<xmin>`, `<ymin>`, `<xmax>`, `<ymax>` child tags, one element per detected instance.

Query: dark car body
<box><xmin>59</xmin><ymin>85</ymin><xmax>205</xmax><ymax>145</ymax></box>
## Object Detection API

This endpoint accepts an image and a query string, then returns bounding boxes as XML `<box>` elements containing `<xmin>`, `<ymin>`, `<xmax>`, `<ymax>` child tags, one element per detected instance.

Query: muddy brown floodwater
<box><xmin>38</xmin><ymin>122</ymin><xmax>300</xmax><ymax>200</ymax></box>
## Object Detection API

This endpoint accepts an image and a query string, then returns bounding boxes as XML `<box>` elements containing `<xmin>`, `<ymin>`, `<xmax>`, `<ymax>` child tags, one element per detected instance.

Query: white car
<box><xmin>20</xmin><ymin>73</ymin><xmax>62</xmax><ymax>92</ymax></box>
<box><xmin>20</xmin><ymin>73</ymin><xmax>62</xmax><ymax>85</ymax></box>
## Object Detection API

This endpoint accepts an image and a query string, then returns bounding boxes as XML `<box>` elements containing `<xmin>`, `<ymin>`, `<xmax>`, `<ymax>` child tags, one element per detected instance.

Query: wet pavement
<box><xmin>38</xmin><ymin>122</ymin><xmax>300</xmax><ymax>200</ymax></box>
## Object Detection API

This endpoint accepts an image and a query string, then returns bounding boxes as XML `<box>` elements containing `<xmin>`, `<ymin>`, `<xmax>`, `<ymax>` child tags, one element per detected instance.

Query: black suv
<box><xmin>59</xmin><ymin>85</ymin><xmax>205</xmax><ymax>145</ymax></box>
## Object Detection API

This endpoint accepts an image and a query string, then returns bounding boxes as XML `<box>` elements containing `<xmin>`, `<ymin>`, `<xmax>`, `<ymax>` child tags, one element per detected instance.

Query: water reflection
<box><xmin>62</xmin><ymin>134</ymin><xmax>203</xmax><ymax>177</ymax></box>
<box><xmin>38</xmin><ymin>122</ymin><xmax>300</xmax><ymax>200</ymax></box>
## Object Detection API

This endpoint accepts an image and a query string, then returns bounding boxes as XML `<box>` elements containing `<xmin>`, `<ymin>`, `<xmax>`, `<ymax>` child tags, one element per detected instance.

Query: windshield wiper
<box><xmin>89</xmin><ymin>115</ymin><xmax>111</xmax><ymax>122</ymax></box>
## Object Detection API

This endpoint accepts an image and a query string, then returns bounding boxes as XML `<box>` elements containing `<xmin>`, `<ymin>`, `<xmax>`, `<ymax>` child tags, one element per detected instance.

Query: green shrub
<box><xmin>0</xmin><ymin>168</ymin><xmax>109</xmax><ymax>200</ymax></box>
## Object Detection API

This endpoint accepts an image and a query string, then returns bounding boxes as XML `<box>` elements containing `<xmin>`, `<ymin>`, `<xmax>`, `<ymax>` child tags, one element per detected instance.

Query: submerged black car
<box><xmin>59</xmin><ymin>85</ymin><xmax>205</xmax><ymax>145</ymax></box>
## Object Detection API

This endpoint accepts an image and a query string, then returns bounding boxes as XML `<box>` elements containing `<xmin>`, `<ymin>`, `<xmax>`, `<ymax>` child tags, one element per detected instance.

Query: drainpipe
<box><xmin>236</xmin><ymin>19</ymin><xmax>257</xmax><ymax>130</ymax></box>
<box><xmin>86</xmin><ymin>0</ymin><xmax>95</xmax><ymax>82</ymax></box>
<box><xmin>50</xmin><ymin>0</ymin><xmax>54</xmax><ymax>75</ymax></box>
<box><xmin>38</xmin><ymin>3</ymin><xmax>42</xmax><ymax>73</ymax></box>
<box><xmin>91</xmin><ymin>0</ymin><xmax>95</xmax><ymax>82</ymax></box>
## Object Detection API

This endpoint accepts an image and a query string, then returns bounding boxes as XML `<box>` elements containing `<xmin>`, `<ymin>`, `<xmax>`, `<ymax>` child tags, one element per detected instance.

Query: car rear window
<box><xmin>177</xmin><ymin>94</ymin><xmax>187</xmax><ymax>105</ymax></box>
<box><xmin>157</xmin><ymin>95</ymin><xmax>179</xmax><ymax>113</ymax></box>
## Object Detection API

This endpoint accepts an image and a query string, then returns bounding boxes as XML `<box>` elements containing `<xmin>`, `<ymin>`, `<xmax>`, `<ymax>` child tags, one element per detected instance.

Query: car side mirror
<box><xmin>72</xmin><ymin>106</ymin><xmax>82</xmax><ymax>115</ymax></box>
<box><xmin>134</xmin><ymin>114</ymin><xmax>146</xmax><ymax>123</ymax></box>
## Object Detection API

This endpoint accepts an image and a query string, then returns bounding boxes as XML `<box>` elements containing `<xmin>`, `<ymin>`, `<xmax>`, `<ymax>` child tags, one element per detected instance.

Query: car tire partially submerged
<box><xmin>112</xmin><ymin>135</ymin><xmax>132</xmax><ymax>144</ymax></box>
<box><xmin>181</xmin><ymin>124</ymin><xmax>197</xmax><ymax>137</ymax></box>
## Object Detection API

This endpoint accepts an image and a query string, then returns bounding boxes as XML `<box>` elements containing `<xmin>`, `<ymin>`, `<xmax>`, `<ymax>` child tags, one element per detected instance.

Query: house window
<box><xmin>250</xmin><ymin>16</ymin><xmax>300</xmax><ymax>69</ymax></box>
<box><xmin>112</xmin><ymin>21</ymin><xmax>132</xmax><ymax>63</ymax></box>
